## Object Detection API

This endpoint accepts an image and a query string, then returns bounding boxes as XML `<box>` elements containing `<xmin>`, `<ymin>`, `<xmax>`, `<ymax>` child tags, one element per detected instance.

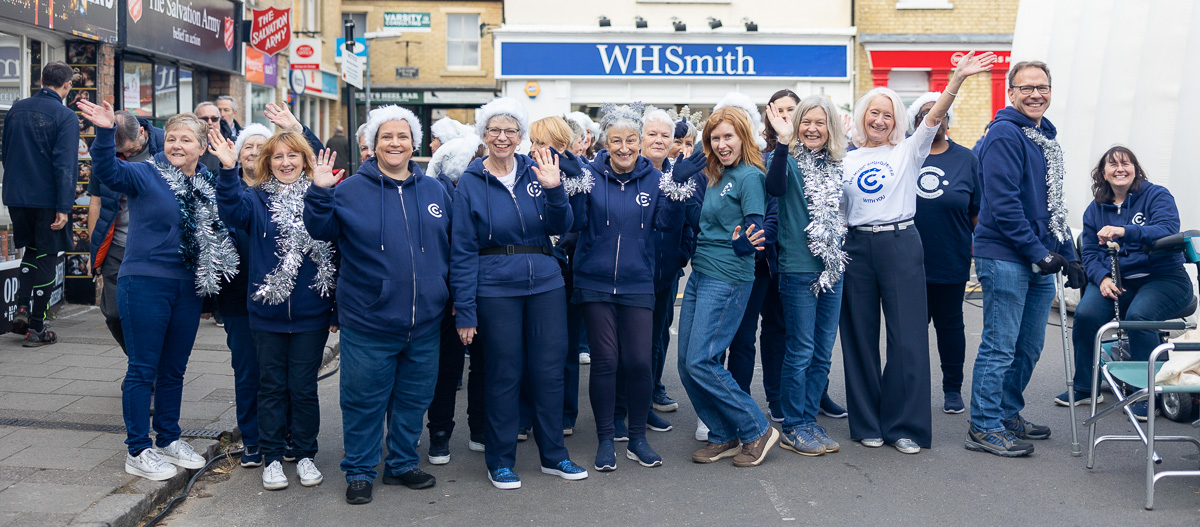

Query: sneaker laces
<box><xmin>265</xmin><ymin>461</ymin><xmax>285</xmax><ymax>480</ymax></box>
<box><xmin>298</xmin><ymin>458</ymin><xmax>320</xmax><ymax>478</ymax></box>
<box><xmin>493</xmin><ymin>468</ymin><xmax>518</xmax><ymax>482</ymax></box>
<box><xmin>168</xmin><ymin>440</ymin><xmax>199</xmax><ymax>459</ymax></box>
<box><xmin>141</xmin><ymin>448</ymin><xmax>168</xmax><ymax>469</ymax></box>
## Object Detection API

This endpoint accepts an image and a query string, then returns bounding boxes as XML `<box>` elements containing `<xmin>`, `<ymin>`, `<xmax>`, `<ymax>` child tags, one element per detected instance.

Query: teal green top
<box><xmin>692</xmin><ymin>162</ymin><xmax>766</xmax><ymax>284</ymax></box>
<box><xmin>766</xmin><ymin>151</ymin><xmax>822</xmax><ymax>273</ymax></box>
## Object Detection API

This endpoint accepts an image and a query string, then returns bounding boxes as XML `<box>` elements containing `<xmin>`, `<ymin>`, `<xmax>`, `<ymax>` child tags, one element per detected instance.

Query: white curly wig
<box><xmin>907</xmin><ymin>91</ymin><xmax>951</xmax><ymax>132</ymax></box>
<box><xmin>714</xmin><ymin>92</ymin><xmax>767</xmax><ymax>150</ymax></box>
<box><xmin>428</xmin><ymin>135</ymin><xmax>482</xmax><ymax>183</ymax></box>
<box><xmin>565</xmin><ymin>111</ymin><xmax>594</xmax><ymax>137</ymax></box>
<box><xmin>233</xmin><ymin>123</ymin><xmax>272</xmax><ymax>156</ymax></box>
<box><xmin>363</xmin><ymin>105</ymin><xmax>423</xmax><ymax>152</ymax></box>
<box><xmin>431</xmin><ymin>116</ymin><xmax>473</xmax><ymax>143</ymax></box>
<box><xmin>476</xmin><ymin>98</ymin><xmax>529</xmax><ymax>141</ymax></box>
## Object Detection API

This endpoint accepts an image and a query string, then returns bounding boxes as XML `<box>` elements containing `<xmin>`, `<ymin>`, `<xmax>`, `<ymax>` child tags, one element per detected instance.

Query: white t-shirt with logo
<box><xmin>497</xmin><ymin>165</ymin><xmax>518</xmax><ymax>192</ymax></box>
<box><xmin>842</xmin><ymin>120</ymin><xmax>938</xmax><ymax>226</ymax></box>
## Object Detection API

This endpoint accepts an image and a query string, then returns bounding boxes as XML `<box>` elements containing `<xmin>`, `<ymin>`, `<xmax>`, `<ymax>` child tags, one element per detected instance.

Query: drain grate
<box><xmin>0</xmin><ymin>418</ymin><xmax>226</xmax><ymax>439</ymax></box>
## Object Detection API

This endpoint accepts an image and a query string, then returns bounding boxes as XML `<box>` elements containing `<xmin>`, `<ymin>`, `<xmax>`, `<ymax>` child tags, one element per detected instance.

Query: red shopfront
<box><xmin>866</xmin><ymin>49</ymin><xmax>1013</xmax><ymax>116</ymax></box>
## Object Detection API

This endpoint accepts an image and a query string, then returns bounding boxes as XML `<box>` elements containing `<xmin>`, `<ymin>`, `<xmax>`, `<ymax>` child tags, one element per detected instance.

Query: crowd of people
<box><xmin>0</xmin><ymin>51</ymin><xmax>1191</xmax><ymax>505</ymax></box>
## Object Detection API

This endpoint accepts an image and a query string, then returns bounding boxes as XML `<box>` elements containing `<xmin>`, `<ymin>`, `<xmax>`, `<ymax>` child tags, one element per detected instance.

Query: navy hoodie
<box><xmin>572</xmin><ymin>152</ymin><xmax>683</xmax><ymax>296</ymax></box>
<box><xmin>304</xmin><ymin>158</ymin><xmax>451</xmax><ymax>338</ymax></box>
<box><xmin>90</xmin><ymin>125</ymin><xmax>204</xmax><ymax>282</ymax></box>
<box><xmin>216</xmin><ymin>167</ymin><xmax>336</xmax><ymax>333</ymax></box>
<box><xmin>1080</xmin><ymin>181</ymin><xmax>1184</xmax><ymax>285</ymax></box>
<box><xmin>450</xmin><ymin>155</ymin><xmax>573</xmax><ymax>328</ymax></box>
<box><xmin>974</xmin><ymin>107</ymin><xmax>1077</xmax><ymax>265</ymax></box>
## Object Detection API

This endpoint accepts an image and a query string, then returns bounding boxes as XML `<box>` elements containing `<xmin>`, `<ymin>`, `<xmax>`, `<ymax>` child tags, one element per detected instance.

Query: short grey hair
<box><xmin>789</xmin><ymin>95</ymin><xmax>847</xmax><ymax>162</ymax></box>
<box><xmin>1008</xmin><ymin>60</ymin><xmax>1051</xmax><ymax>87</ymax></box>
<box><xmin>851</xmin><ymin>87</ymin><xmax>907</xmax><ymax>148</ymax></box>
<box><xmin>641</xmin><ymin>106</ymin><xmax>675</xmax><ymax>137</ymax></box>
<box><xmin>599</xmin><ymin>104</ymin><xmax>643</xmax><ymax>144</ymax></box>
<box><xmin>216</xmin><ymin>95</ymin><xmax>238</xmax><ymax>112</ymax></box>
<box><xmin>164</xmin><ymin>113</ymin><xmax>208</xmax><ymax>145</ymax></box>
<box><xmin>356</xmin><ymin>123</ymin><xmax>368</xmax><ymax>143</ymax></box>
<box><xmin>562</xmin><ymin>116</ymin><xmax>586</xmax><ymax>147</ymax></box>
<box><xmin>194</xmin><ymin>101</ymin><xmax>218</xmax><ymax>115</ymax></box>
<box><xmin>114</xmin><ymin>111</ymin><xmax>143</xmax><ymax>146</ymax></box>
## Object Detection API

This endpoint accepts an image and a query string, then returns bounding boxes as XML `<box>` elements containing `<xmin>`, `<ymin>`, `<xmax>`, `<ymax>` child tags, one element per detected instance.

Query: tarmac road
<box><xmin>163</xmin><ymin>297</ymin><xmax>1200</xmax><ymax>526</ymax></box>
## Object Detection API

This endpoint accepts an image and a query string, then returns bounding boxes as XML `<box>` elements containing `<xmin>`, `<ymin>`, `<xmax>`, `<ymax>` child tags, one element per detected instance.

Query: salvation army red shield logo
<box><xmin>224</xmin><ymin>17</ymin><xmax>235</xmax><ymax>52</ymax></box>
<box><xmin>250</xmin><ymin>7</ymin><xmax>292</xmax><ymax>56</ymax></box>
<box><xmin>129</xmin><ymin>0</ymin><xmax>142</xmax><ymax>23</ymax></box>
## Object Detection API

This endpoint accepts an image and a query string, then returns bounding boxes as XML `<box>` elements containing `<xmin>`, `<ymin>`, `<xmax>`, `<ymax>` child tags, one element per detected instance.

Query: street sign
<box><xmin>250</xmin><ymin>7</ymin><xmax>291</xmax><ymax>56</ymax></box>
<box><xmin>342</xmin><ymin>53</ymin><xmax>363</xmax><ymax>89</ymax></box>
<box><xmin>384</xmin><ymin>12</ymin><xmax>431</xmax><ymax>32</ymax></box>
<box><xmin>289</xmin><ymin>38</ymin><xmax>321</xmax><ymax>70</ymax></box>
<box><xmin>335</xmin><ymin>38</ymin><xmax>367</xmax><ymax>63</ymax></box>
<box><xmin>395</xmin><ymin>67</ymin><xmax>419</xmax><ymax>79</ymax></box>
<box><xmin>289</xmin><ymin>70</ymin><xmax>307</xmax><ymax>96</ymax></box>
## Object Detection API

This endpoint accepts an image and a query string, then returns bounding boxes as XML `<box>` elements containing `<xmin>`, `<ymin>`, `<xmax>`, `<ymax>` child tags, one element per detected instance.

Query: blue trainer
<box><xmin>652</xmin><ymin>392</ymin><xmax>679</xmax><ymax>412</ymax></box>
<box><xmin>626</xmin><ymin>438</ymin><xmax>663</xmax><ymax>468</ymax></box>
<box><xmin>780</xmin><ymin>427</ymin><xmax>825</xmax><ymax>456</ymax></box>
<box><xmin>647</xmin><ymin>412</ymin><xmax>673</xmax><ymax>432</ymax></box>
<box><xmin>239</xmin><ymin>447</ymin><xmax>263</xmax><ymax>468</ymax></box>
<box><xmin>613</xmin><ymin>419</ymin><xmax>630</xmax><ymax>442</ymax></box>
<box><xmin>594</xmin><ymin>439</ymin><xmax>617</xmax><ymax>472</ymax></box>
<box><xmin>488</xmin><ymin>468</ymin><xmax>521</xmax><ymax>490</ymax></box>
<box><xmin>541</xmin><ymin>459</ymin><xmax>588</xmax><ymax>481</ymax></box>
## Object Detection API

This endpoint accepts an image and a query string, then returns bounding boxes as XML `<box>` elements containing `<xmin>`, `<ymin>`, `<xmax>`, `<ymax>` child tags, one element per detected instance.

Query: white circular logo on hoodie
<box><xmin>636</xmin><ymin>192</ymin><xmax>651</xmax><ymax>207</ymax></box>
<box><xmin>427</xmin><ymin>203</ymin><xmax>443</xmax><ymax>218</ymax></box>
<box><xmin>527</xmin><ymin>181</ymin><xmax>542</xmax><ymax>197</ymax></box>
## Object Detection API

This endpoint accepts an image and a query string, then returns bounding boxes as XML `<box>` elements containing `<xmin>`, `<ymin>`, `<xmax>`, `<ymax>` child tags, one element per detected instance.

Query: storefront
<box><xmin>352</xmin><ymin>87</ymin><xmax>496</xmax><ymax>155</ymax></box>
<box><xmin>245</xmin><ymin>47</ymin><xmax>279</xmax><ymax>129</ymax></box>
<box><xmin>119</xmin><ymin>0</ymin><xmax>241</xmax><ymax>121</ymax></box>
<box><xmin>493</xmin><ymin>27</ymin><xmax>855</xmax><ymax>119</ymax></box>
<box><xmin>291</xmin><ymin>70</ymin><xmax>339</xmax><ymax>142</ymax></box>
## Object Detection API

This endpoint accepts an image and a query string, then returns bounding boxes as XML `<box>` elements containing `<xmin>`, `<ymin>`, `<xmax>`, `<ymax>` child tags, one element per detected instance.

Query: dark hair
<box><xmin>763</xmin><ymin>89</ymin><xmax>800</xmax><ymax>152</ymax></box>
<box><xmin>114</xmin><ymin>111</ymin><xmax>143</xmax><ymax>146</ymax></box>
<box><xmin>1007</xmin><ymin>60</ymin><xmax>1052</xmax><ymax>87</ymax></box>
<box><xmin>41</xmin><ymin>62</ymin><xmax>73</xmax><ymax>88</ymax></box>
<box><xmin>1090</xmin><ymin>145</ymin><xmax>1146</xmax><ymax>204</ymax></box>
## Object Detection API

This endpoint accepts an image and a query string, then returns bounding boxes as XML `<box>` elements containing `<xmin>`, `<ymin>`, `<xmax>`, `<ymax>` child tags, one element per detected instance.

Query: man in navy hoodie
<box><xmin>1</xmin><ymin>62</ymin><xmax>78</xmax><ymax>344</ymax></box>
<box><xmin>966</xmin><ymin>61</ymin><xmax>1085</xmax><ymax>457</ymax></box>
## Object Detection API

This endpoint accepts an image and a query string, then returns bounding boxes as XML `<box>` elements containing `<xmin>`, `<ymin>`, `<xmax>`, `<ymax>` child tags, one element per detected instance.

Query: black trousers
<box><xmin>11</xmin><ymin>207</ymin><xmax>69</xmax><ymax>331</ymax></box>
<box><xmin>583</xmin><ymin>302</ymin><xmax>654</xmax><ymax>441</ymax></box>
<box><xmin>926</xmin><ymin>282</ymin><xmax>967</xmax><ymax>394</ymax></box>
<box><xmin>839</xmin><ymin>227</ymin><xmax>932</xmax><ymax>448</ymax></box>
<box><xmin>99</xmin><ymin>243</ymin><xmax>128</xmax><ymax>352</ymax></box>
<box><xmin>427</xmin><ymin>303</ymin><xmax>485</xmax><ymax>439</ymax></box>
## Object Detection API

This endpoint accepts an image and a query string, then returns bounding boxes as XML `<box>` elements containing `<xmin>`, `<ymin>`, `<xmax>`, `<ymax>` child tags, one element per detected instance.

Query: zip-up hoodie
<box><xmin>304</xmin><ymin>158</ymin><xmax>451</xmax><ymax>338</ymax></box>
<box><xmin>216</xmin><ymin>167</ymin><xmax>336</xmax><ymax>333</ymax></box>
<box><xmin>1080</xmin><ymin>181</ymin><xmax>1184</xmax><ymax>285</ymax></box>
<box><xmin>450</xmin><ymin>155</ymin><xmax>573</xmax><ymax>328</ymax></box>
<box><xmin>572</xmin><ymin>151</ymin><xmax>683</xmax><ymax>296</ymax></box>
<box><xmin>974</xmin><ymin>107</ymin><xmax>1077</xmax><ymax>264</ymax></box>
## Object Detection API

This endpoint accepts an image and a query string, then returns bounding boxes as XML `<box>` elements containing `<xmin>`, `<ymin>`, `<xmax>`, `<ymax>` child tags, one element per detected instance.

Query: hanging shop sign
<box><xmin>499</xmin><ymin>42</ymin><xmax>847</xmax><ymax>79</ymax></box>
<box><xmin>0</xmin><ymin>0</ymin><xmax>118</xmax><ymax>42</ymax></box>
<box><xmin>124</xmin><ymin>0</ymin><xmax>239</xmax><ymax>73</ymax></box>
<box><xmin>289</xmin><ymin>38</ymin><xmax>321</xmax><ymax>70</ymax></box>
<box><xmin>249</xmin><ymin>7</ymin><xmax>291</xmax><ymax>56</ymax></box>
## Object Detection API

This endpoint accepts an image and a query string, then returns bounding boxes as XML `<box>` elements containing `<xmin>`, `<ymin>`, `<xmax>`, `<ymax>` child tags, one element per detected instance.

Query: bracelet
<box><xmin>946</xmin><ymin>89</ymin><xmax>958</xmax><ymax>97</ymax></box>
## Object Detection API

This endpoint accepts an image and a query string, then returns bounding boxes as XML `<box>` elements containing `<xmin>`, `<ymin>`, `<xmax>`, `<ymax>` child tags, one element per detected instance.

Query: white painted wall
<box><xmin>502</xmin><ymin>0</ymin><xmax>851</xmax><ymax>31</ymax></box>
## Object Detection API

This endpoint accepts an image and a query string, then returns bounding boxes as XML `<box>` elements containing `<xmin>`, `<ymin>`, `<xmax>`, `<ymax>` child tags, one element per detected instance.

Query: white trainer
<box><xmin>468</xmin><ymin>440</ymin><xmax>485</xmax><ymax>452</ymax></box>
<box><xmin>159</xmin><ymin>440</ymin><xmax>206</xmax><ymax>470</ymax></box>
<box><xmin>126</xmin><ymin>448</ymin><xmax>178</xmax><ymax>481</ymax></box>
<box><xmin>262</xmin><ymin>460</ymin><xmax>288</xmax><ymax>490</ymax></box>
<box><xmin>296</xmin><ymin>458</ymin><xmax>323</xmax><ymax>487</ymax></box>
<box><xmin>695</xmin><ymin>420</ymin><xmax>710</xmax><ymax>442</ymax></box>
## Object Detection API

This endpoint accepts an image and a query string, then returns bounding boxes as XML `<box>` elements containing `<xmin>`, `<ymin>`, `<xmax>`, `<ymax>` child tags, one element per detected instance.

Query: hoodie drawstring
<box><xmin>415</xmin><ymin>175</ymin><xmax>425</xmax><ymax>252</ymax></box>
<box><xmin>378</xmin><ymin>177</ymin><xmax>386</xmax><ymax>251</ymax></box>
<box><xmin>636</xmin><ymin>177</ymin><xmax>644</xmax><ymax>229</ymax></box>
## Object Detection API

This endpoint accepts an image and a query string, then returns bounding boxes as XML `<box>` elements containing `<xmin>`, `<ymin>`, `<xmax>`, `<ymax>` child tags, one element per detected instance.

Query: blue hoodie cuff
<box><xmin>307</xmin><ymin>183</ymin><xmax>335</xmax><ymax>201</ymax></box>
<box><xmin>454</xmin><ymin>304</ymin><xmax>477</xmax><ymax>328</ymax></box>
<box><xmin>543</xmin><ymin>183</ymin><xmax>568</xmax><ymax>206</ymax></box>
<box><xmin>1122</xmin><ymin>224</ymin><xmax>1143</xmax><ymax>244</ymax></box>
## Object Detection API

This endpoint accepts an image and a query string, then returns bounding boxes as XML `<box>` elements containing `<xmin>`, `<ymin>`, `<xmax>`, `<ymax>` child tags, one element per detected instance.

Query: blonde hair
<box><xmin>163</xmin><ymin>113</ymin><xmax>208</xmax><ymax>147</ymax></box>
<box><xmin>702</xmin><ymin>107</ymin><xmax>765</xmax><ymax>187</ymax></box>
<box><xmin>252</xmin><ymin>131</ymin><xmax>316</xmax><ymax>187</ymax></box>
<box><xmin>789</xmin><ymin>95</ymin><xmax>847</xmax><ymax>162</ymax></box>
<box><xmin>529</xmin><ymin>117</ymin><xmax>573</xmax><ymax>152</ymax></box>
<box><xmin>851</xmin><ymin>87</ymin><xmax>907</xmax><ymax>148</ymax></box>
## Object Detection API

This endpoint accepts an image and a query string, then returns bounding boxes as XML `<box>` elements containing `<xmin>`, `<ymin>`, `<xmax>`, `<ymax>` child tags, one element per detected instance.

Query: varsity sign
<box><xmin>250</xmin><ymin>7</ymin><xmax>291</xmax><ymax>56</ymax></box>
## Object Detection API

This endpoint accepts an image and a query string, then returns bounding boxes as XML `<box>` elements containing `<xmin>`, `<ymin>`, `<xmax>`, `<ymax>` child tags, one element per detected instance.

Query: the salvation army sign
<box><xmin>129</xmin><ymin>0</ymin><xmax>142</xmax><ymax>23</ymax></box>
<box><xmin>250</xmin><ymin>7</ymin><xmax>291</xmax><ymax>56</ymax></box>
<box><xmin>125</xmin><ymin>0</ymin><xmax>239</xmax><ymax>73</ymax></box>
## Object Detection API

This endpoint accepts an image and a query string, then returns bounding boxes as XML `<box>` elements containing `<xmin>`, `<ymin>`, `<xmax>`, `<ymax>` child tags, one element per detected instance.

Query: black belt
<box><xmin>479</xmin><ymin>245</ymin><xmax>552</xmax><ymax>256</ymax></box>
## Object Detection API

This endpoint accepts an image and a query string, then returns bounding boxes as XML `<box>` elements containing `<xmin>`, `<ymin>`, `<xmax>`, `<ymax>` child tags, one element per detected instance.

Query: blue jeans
<box><xmin>677</xmin><ymin>271</ymin><xmax>767</xmax><ymax>444</ymax></box>
<box><xmin>223</xmin><ymin>315</ymin><xmax>259</xmax><ymax>450</ymax></box>
<box><xmin>1071</xmin><ymin>271</ymin><xmax>1194</xmax><ymax>391</ymax></box>
<box><xmin>339</xmin><ymin>323</ymin><xmax>440</xmax><ymax>482</ymax></box>
<box><xmin>650</xmin><ymin>278</ymin><xmax>681</xmax><ymax>397</ymax></box>
<box><xmin>118</xmin><ymin>275</ymin><xmax>203</xmax><ymax>455</ymax></box>
<box><xmin>778</xmin><ymin>272</ymin><xmax>843</xmax><ymax>430</ymax></box>
<box><xmin>969</xmin><ymin>257</ymin><xmax>1056</xmax><ymax>432</ymax></box>
<box><xmin>253</xmin><ymin>329</ymin><xmax>327</xmax><ymax>464</ymax></box>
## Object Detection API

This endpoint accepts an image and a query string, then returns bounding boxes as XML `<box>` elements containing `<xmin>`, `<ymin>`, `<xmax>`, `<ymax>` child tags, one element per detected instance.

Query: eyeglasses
<box><xmin>486</xmin><ymin>127</ymin><xmax>520</xmax><ymax>138</ymax></box>
<box><xmin>1010</xmin><ymin>85</ymin><xmax>1051</xmax><ymax>95</ymax></box>
<box><xmin>199</xmin><ymin>116</ymin><xmax>222</xmax><ymax>122</ymax></box>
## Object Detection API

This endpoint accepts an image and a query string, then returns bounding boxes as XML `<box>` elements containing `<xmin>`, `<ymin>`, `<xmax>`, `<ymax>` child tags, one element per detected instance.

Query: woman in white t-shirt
<box><xmin>839</xmin><ymin>51</ymin><xmax>995</xmax><ymax>455</ymax></box>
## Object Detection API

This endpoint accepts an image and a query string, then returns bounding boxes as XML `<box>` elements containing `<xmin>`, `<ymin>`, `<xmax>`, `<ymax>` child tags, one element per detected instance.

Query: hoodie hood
<box><xmin>994</xmin><ymin>106</ymin><xmax>1056</xmax><ymax>140</ymax></box>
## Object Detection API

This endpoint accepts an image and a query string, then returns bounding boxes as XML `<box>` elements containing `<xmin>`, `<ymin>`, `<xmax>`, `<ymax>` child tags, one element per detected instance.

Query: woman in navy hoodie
<box><xmin>1061</xmin><ymin>146</ymin><xmax>1191</xmax><ymax>417</ymax></box>
<box><xmin>79</xmin><ymin>100</ymin><xmax>239</xmax><ymax>482</ymax></box>
<box><xmin>210</xmin><ymin>129</ymin><xmax>336</xmax><ymax>491</ymax></box>
<box><xmin>303</xmin><ymin>105</ymin><xmax>451</xmax><ymax>505</ymax></box>
<box><xmin>450</xmin><ymin>97</ymin><xmax>587</xmax><ymax>489</ymax></box>
<box><xmin>564</xmin><ymin>103</ymin><xmax>696</xmax><ymax>471</ymax></box>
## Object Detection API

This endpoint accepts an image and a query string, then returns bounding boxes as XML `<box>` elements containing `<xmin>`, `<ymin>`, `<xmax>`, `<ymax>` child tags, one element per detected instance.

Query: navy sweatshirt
<box><xmin>652</xmin><ymin>160</ymin><xmax>698</xmax><ymax>292</ymax></box>
<box><xmin>974</xmin><ymin>107</ymin><xmax>1077</xmax><ymax>265</ymax></box>
<box><xmin>304</xmin><ymin>158</ymin><xmax>451</xmax><ymax>338</ymax></box>
<box><xmin>450</xmin><ymin>155</ymin><xmax>573</xmax><ymax>328</ymax></box>
<box><xmin>1</xmin><ymin>88</ymin><xmax>79</xmax><ymax>213</ymax></box>
<box><xmin>90</xmin><ymin>126</ymin><xmax>200</xmax><ymax>282</ymax></box>
<box><xmin>1080</xmin><ymin>181</ymin><xmax>1185</xmax><ymax>285</ymax></box>
<box><xmin>571</xmin><ymin>152</ymin><xmax>683</xmax><ymax>296</ymax></box>
<box><xmin>216</xmin><ymin>167</ymin><xmax>336</xmax><ymax>333</ymax></box>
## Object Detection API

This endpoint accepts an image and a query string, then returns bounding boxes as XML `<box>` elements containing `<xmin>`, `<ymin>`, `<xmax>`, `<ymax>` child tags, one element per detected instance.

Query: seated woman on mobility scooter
<box><xmin>1058</xmin><ymin>146</ymin><xmax>1195</xmax><ymax>420</ymax></box>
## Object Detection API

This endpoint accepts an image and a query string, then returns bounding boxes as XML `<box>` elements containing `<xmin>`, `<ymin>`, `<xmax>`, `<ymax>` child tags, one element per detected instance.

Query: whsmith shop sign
<box><xmin>499</xmin><ymin>42</ymin><xmax>847</xmax><ymax>78</ymax></box>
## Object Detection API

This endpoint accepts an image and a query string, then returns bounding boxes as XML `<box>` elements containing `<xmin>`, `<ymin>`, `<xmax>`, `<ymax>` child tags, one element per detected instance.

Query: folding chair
<box><xmin>1084</xmin><ymin>325</ymin><xmax>1200</xmax><ymax>510</ymax></box>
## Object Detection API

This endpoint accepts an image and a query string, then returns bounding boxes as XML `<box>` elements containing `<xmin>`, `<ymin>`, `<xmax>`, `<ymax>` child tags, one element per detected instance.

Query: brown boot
<box><xmin>732</xmin><ymin>427</ymin><xmax>780</xmax><ymax>467</ymax></box>
<box><xmin>691</xmin><ymin>440</ymin><xmax>741</xmax><ymax>463</ymax></box>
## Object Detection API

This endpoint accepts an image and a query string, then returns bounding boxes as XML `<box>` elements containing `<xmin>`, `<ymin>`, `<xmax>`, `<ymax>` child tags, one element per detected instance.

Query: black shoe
<box><xmin>1002</xmin><ymin>414</ymin><xmax>1051</xmax><ymax>440</ymax></box>
<box><xmin>23</xmin><ymin>327</ymin><xmax>57</xmax><ymax>347</ymax></box>
<box><xmin>819</xmin><ymin>393</ymin><xmax>848</xmax><ymax>418</ymax></box>
<box><xmin>613</xmin><ymin>419</ymin><xmax>630</xmax><ymax>442</ymax></box>
<box><xmin>428</xmin><ymin>431</ymin><xmax>451</xmax><ymax>465</ymax></box>
<box><xmin>10</xmin><ymin>307</ymin><xmax>29</xmax><ymax>335</ymax></box>
<box><xmin>965</xmin><ymin>426</ymin><xmax>1034</xmax><ymax>457</ymax></box>
<box><xmin>345</xmin><ymin>480</ymin><xmax>372</xmax><ymax>504</ymax></box>
<box><xmin>383</xmin><ymin>467</ymin><xmax>436</xmax><ymax>489</ymax></box>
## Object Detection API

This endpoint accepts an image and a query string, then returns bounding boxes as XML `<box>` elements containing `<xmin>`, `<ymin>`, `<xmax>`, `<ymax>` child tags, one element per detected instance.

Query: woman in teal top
<box><xmin>763</xmin><ymin>95</ymin><xmax>849</xmax><ymax>457</ymax></box>
<box><xmin>677</xmin><ymin>104</ymin><xmax>778</xmax><ymax>468</ymax></box>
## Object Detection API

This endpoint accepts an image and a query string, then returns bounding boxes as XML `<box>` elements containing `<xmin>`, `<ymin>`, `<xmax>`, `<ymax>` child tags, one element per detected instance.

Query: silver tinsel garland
<box><xmin>1022</xmin><ymin>126</ymin><xmax>1069</xmax><ymax>243</ymax></box>
<box><xmin>155</xmin><ymin>161</ymin><xmax>240</xmax><ymax>296</ymax></box>
<box><xmin>658</xmin><ymin>170</ymin><xmax>697</xmax><ymax>202</ymax></box>
<box><xmin>793</xmin><ymin>147</ymin><xmax>848</xmax><ymax>294</ymax></box>
<box><xmin>563</xmin><ymin>166</ymin><xmax>596</xmax><ymax>196</ymax></box>
<box><xmin>253</xmin><ymin>177</ymin><xmax>337</xmax><ymax>305</ymax></box>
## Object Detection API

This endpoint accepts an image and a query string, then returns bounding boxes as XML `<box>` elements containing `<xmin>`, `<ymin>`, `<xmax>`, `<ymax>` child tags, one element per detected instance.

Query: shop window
<box><xmin>250</xmin><ymin>85</ymin><xmax>275</xmax><ymax>128</ymax></box>
<box><xmin>342</xmin><ymin>13</ymin><xmax>366</xmax><ymax>39</ymax></box>
<box><xmin>888</xmin><ymin>70</ymin><xmax>931</xmax><ymax>107</ymax></box>
<box><xmin>0</xmin><ymin>33</ymin><xmax>20</xmax><ymax>107</ymax></box>
<box><xmin>122</xmin><ymin>61</ymin><xmax>154</xmax><ymax>117</ymax></box>
<box><xmin>304</xmin><ymin>0</ymin><xmax>321</xmax><ymax>32</ymax></box>
<box><xmin>155</xmin><ymin>64</ymin><xmax>179</xmax><ymax>119</ymax></box>
<box><xmin>446</xmin><ymin>14</ymin><xmax>481</xmax><ymax>69</ymax></box>
<box><xmin>179</xmin><ymin>69</ymin><xmax>194</xmax><ymax>114</ymax></box>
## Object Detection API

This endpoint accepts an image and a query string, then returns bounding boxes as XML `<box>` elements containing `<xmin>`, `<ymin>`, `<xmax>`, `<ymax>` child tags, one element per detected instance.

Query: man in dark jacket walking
<box><xmin>87</xmin><ymin>111</ymin><xmax>163</xmax><ymax>352</ymax></box>
<box><xmin>324</xmin><ymin>125</ymin><xmax>351</xmax><ymax>175</ymax></box>
<box><xmin>217</xmin><ymin>96</ymin><xmax>244</xmax><ymax>141</ymax></box>
<box><xmin>1</xmin><ymin>62</ymin><xmax>78</xmax><ymax>345</ymax></box>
